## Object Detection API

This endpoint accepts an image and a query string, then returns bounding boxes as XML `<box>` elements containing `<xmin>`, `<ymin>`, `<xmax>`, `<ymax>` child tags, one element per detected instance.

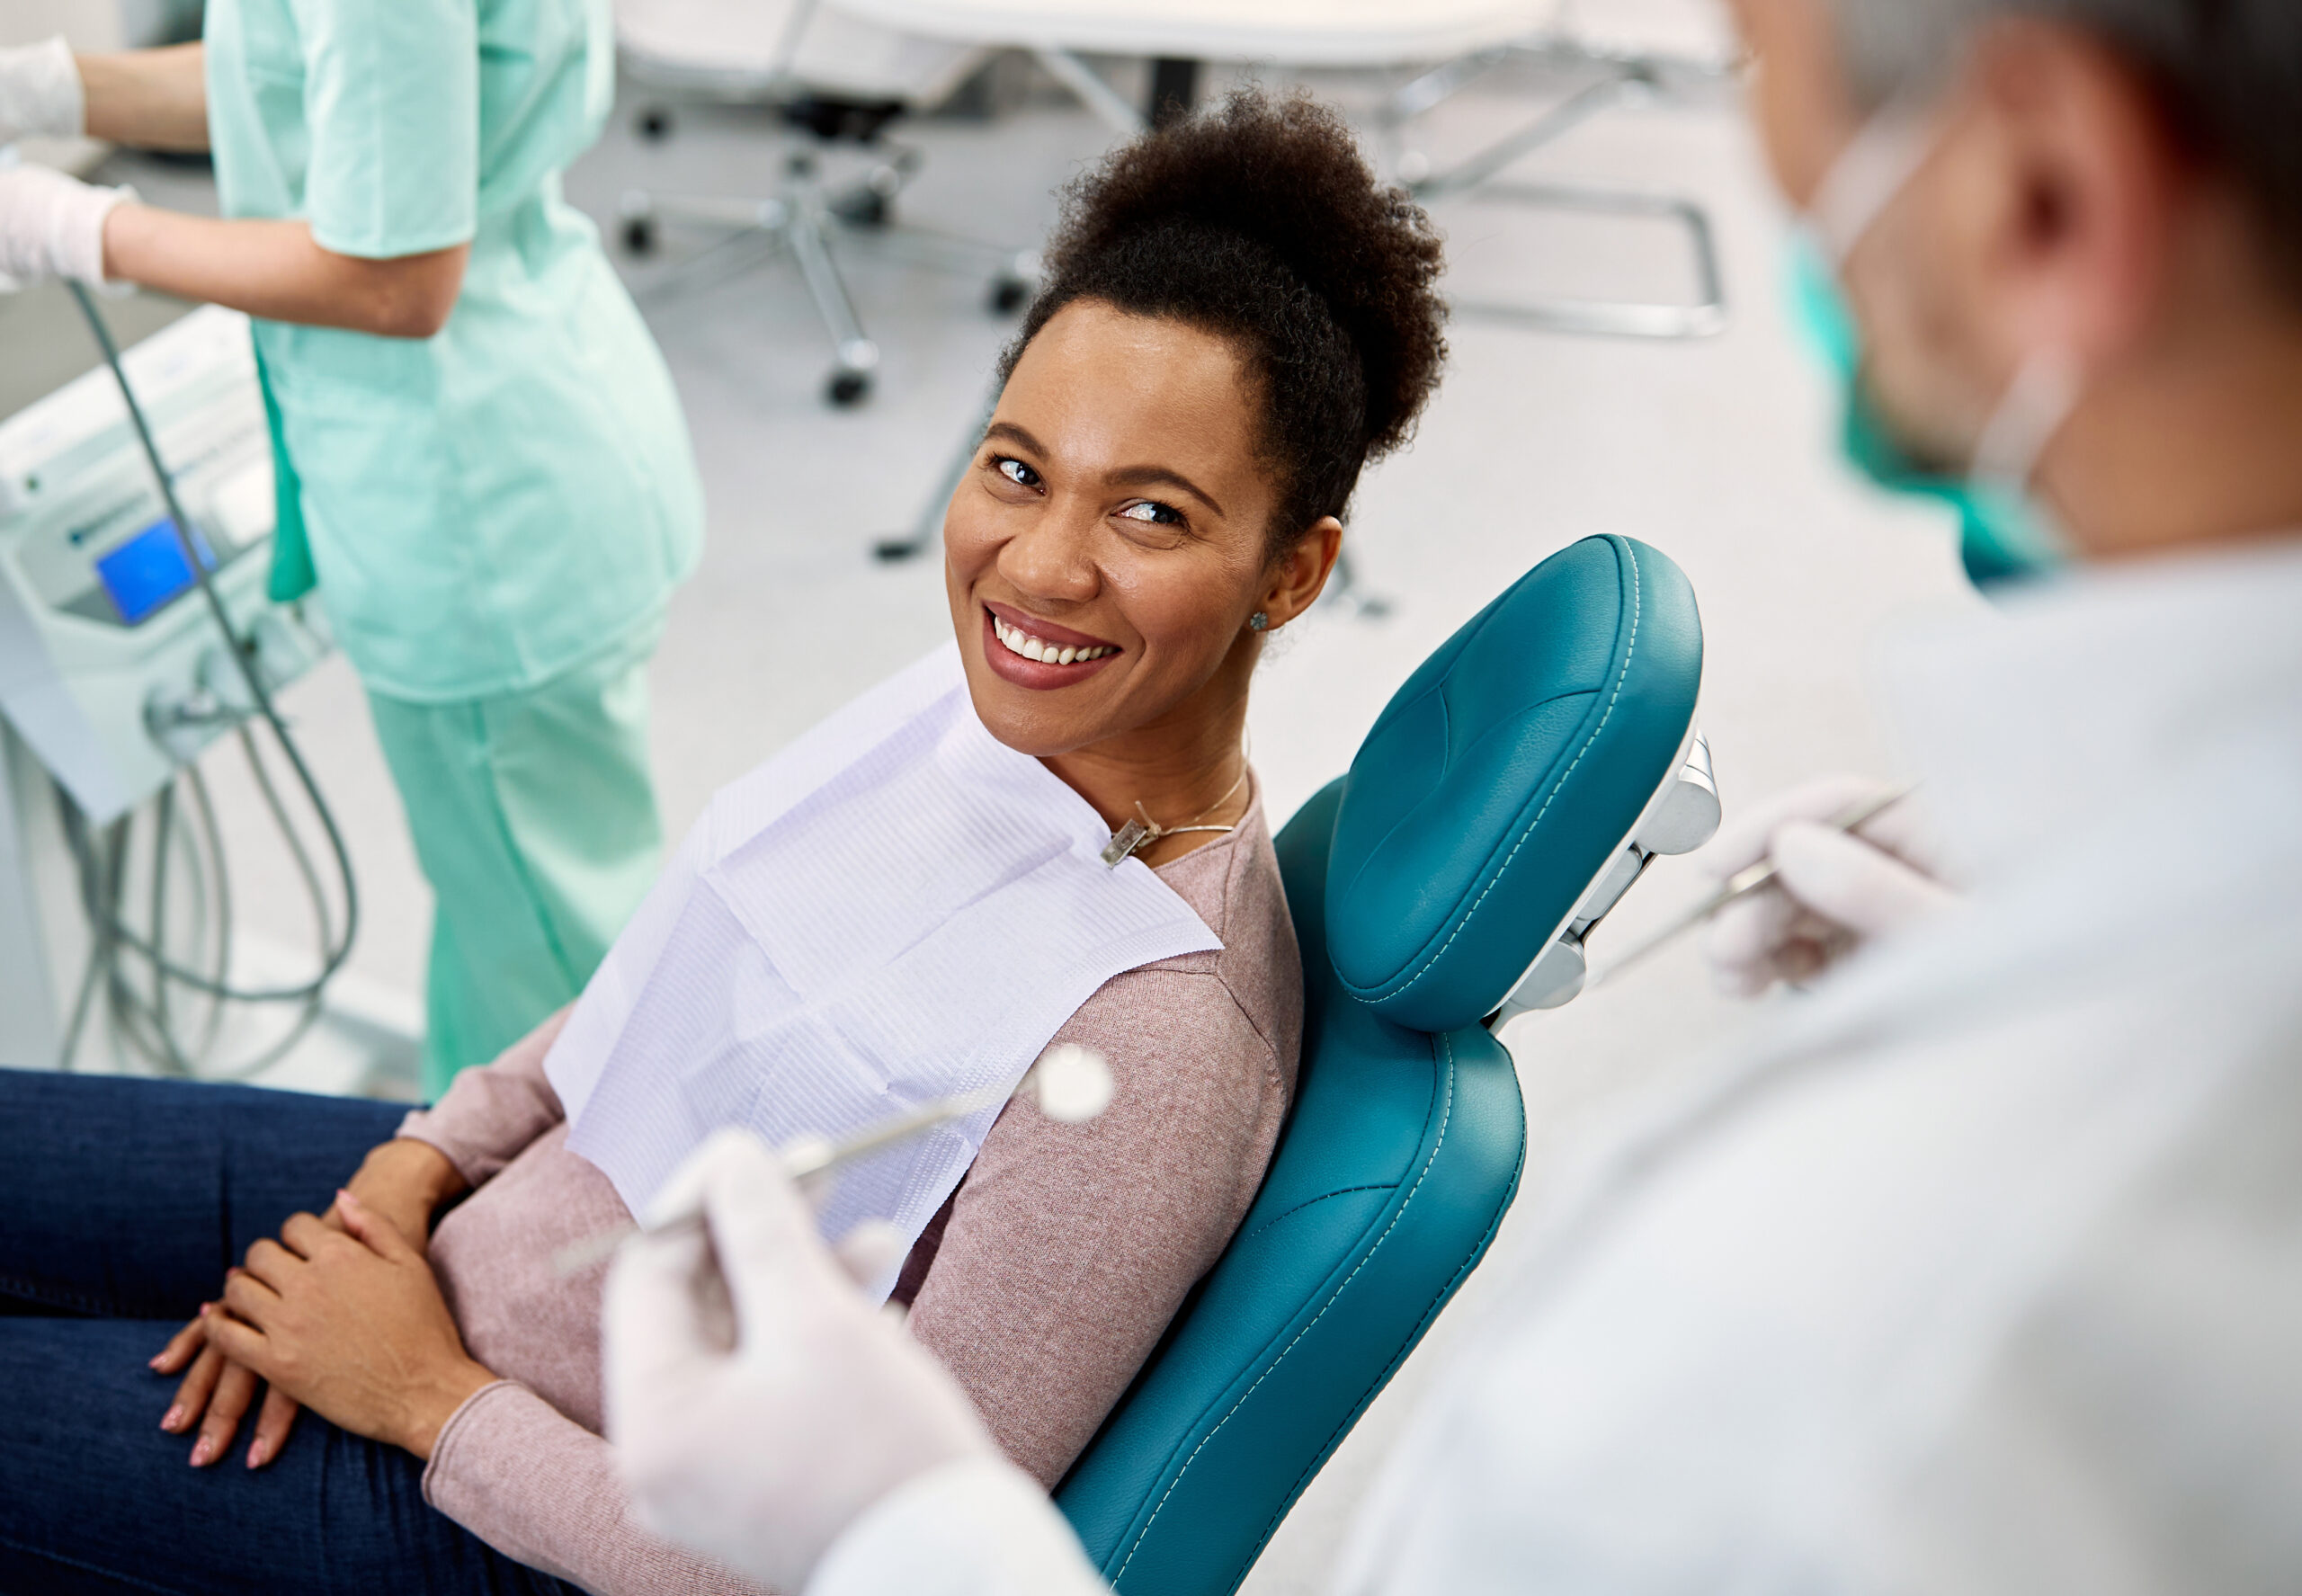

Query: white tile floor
<box><xmin>20</xmin><ymin>31</ymin><xmax>1991</xmax><ymax>1591</ymax></box>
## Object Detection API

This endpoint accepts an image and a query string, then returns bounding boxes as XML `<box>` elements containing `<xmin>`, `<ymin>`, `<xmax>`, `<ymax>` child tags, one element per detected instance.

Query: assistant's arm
<box><xmin>1</xmin><ymin>31</ymin><xmax>468</xmax><ymax>334</ymax></box>
<box><xmin>101</xmin><ymin>209</ymin><xmax>468</xmax><ymax>337</ymax></box>
<box><xmin>77</xmin><ymin>43</ymin><xmax>210</xmax><ymax>149</ymax></box>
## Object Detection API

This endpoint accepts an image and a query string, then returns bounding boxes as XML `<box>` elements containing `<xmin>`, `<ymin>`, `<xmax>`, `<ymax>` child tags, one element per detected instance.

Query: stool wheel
<box><xmin>988</xmin><ymin>275</ymin><xmax>1031</xmax><ymax>315</ymax></box>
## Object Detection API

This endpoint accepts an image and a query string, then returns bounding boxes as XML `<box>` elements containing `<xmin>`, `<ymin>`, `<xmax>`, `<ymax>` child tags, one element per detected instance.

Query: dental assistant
<box><xmin>0</xmin><ymin>4</ymin><xmax>704</xmax><ymax>1097</ymax></box>
<box><xmin>598</xmin><ymin>0</ymin><xmax>2302</xmax><ymax>1592</ymax></box>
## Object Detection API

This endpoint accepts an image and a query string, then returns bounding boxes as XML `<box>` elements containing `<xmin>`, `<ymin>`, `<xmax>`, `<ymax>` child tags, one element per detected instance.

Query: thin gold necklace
<box><xmin>1100</xmin><ymin>755</ymin><xmax>1251</xmax><ymax>868</ymax></box>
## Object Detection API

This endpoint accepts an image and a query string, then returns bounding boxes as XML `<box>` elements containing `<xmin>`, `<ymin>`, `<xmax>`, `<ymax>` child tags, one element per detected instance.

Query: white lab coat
<box><xmin>806</xmin><ymin>539</ymin><xmax>2302</xmax><ymax>1596</ymax></box>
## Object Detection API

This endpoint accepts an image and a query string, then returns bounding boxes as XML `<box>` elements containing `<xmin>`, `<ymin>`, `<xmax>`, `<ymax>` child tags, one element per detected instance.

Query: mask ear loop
<box><xmin>1972</xmin><ymin>348</ymin><xmax>2083</xmax><ymax>490</ymax></box>
<box><xmin>1809</xmin><ymin>102</ymin><xmax>1941</xmax><ymax>265</ymax></box>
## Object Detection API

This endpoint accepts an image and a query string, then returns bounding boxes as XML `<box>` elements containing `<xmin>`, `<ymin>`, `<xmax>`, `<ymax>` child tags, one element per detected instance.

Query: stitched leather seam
<box><xmin>1335</xmin><ymin>682</ymin><xmax>1601</xmax><ymax>911</ymax></box>
<box><xmin>1237</xmin><ymin>1184</ymin><xmax>1399</xmax><ymax>1244</ymax></box>
<box><xmin>1244</xmin><ymin>1077</ymin><xmax>1526</xmax><ymax>1572</ymax></box>
<box><xmin>1369</xmin><ymin>541</ymin><xmax>1642</xmax><ymax>1003</ymax></box>
<box><xmin>1110</xmin><ymin>1036</ymin><xmax>1456</xmax><ymax>1585</ymax></box>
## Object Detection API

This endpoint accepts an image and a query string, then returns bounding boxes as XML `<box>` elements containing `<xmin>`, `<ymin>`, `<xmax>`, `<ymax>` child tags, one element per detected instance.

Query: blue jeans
<box><xmin>0</xmin><ymin>1067</ymin><xmax>576</xmax><ymax>1595</ymax></box>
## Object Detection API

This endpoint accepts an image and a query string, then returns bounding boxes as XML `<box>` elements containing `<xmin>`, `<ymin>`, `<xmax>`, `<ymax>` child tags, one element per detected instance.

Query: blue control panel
<box><xmin>94</xmin><ymin>518</ymin><xmax>216</xmax><ymax>627</ymax></box>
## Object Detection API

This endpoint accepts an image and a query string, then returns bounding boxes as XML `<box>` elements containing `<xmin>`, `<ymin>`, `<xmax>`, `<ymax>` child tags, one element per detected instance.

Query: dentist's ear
<box><xmin>1258</xmin><ymin>515</ymin><xmax>1343</xmax><ymax>631</ymax></box>
<box><xmin>1954</xmin><ymin>20</ymin><xmax>2185</xmax><ymax>376</ymax></box>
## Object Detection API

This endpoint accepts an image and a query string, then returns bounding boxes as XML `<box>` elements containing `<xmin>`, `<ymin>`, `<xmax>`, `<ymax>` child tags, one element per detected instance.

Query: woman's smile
<box><xmin>980</xmin><ymin>602</ymin><xmax>1123</xmax><ymax>690</ymax></box>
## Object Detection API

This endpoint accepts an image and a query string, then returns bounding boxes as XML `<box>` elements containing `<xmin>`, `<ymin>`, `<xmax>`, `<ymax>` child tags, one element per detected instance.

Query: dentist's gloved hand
<box><xmin>0</xmin><ymin>162</ymin><xmax>131</xmax><ymax>286</ymax></box>
<box><xmin>1700</xmin><ymin>773</ymin><xmax>1958</xmax><ymax>995</ymax></box>
<box><xmin>1</xmin><ymin>38</ymin><xmax>86</xmax><ymax>147</ymax></box>
<box><xmin>603</xmin><ymin>1128</ymin><xmax>1001</xmax><ymax>1594</ymax></box>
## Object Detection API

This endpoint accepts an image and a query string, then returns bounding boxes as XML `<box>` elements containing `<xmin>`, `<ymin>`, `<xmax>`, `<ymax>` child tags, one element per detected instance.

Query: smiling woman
<box><xmin>0</xmin><ymin>88</ymin><xmax>1448</xmax><ymax>1596</ymax></box>
<box><xmin>951</xmin><ymin>90</ymin><xmax>1444</xmax><ymax>863</ymax></box>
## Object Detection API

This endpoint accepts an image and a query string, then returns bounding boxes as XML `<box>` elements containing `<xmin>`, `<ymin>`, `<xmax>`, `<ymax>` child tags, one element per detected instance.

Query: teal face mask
<box><xmin>1786</xmin><ymin>103</ymin><xmax>2084</xmax><ymax>591</ymax></box>
<box><xmin>1784</xmin><ymin>228</ymin><xmax>2065</xmax><ymax>589</ymax></box>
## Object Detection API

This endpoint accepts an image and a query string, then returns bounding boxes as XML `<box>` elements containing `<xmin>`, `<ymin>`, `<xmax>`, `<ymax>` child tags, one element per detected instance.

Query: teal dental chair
<box><xmin>1054</xmin><ymin>534</ymin><xmax>1714</xmax><ymax>1594</ymax></box>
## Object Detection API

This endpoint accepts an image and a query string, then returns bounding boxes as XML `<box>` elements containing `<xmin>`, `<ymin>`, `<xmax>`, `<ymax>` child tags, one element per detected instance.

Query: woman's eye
<box><xmin>995</xmin><ymin>457</ymin><xmax>1040</xmax><ymax>488</ymax></box>
<box><xmin>1118</xmin><ymin>500</ymin><xmax>1184</xmax><ymax>528</ymax></box>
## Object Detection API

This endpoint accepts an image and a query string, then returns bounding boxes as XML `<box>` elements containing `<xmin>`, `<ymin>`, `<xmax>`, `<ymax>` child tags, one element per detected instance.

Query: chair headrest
<box><xmin>1326</xmin><ymin>535</ymin><xmax>1703</xmax><ymax>1033</ymax></box>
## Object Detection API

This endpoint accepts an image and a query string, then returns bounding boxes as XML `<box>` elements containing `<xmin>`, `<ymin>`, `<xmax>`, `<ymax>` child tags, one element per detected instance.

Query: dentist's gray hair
<box><xmin>1826</xmin><ymin>0</ymin><xmax>2302</xmax><ymax>288</ymax></box>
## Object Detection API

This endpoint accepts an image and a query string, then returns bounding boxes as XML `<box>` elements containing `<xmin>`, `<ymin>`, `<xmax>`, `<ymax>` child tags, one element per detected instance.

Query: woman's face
<box><xmin>945</xmin><ymin>299</ymin><xmax>1325</xmax><ymax>760</ymax></box>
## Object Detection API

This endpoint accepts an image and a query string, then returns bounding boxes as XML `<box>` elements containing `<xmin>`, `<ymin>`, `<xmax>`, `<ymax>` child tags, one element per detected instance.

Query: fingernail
<box><xmin>162</xmin><ymin>1405</ymin><xmax>184</xmax><ymax>1431</ymax></box>
<box><xmin>198</xmin><ymin>1301</ymin><xmax>211</xmax><ymax>1315</ymax></box>
<box><xmin>190</xmin><ymin>1437</ymin><xmax>215</xmax><ymax>1467</ymax></box>
<box><xmin>246</xmin><ymin>1443</ymin><xmax>268</xmax><ymax>1468</ymax></box>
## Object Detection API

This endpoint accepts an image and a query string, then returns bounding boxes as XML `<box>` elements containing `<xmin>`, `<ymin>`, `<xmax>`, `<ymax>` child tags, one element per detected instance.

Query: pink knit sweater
<box><xmin>395</xmin><ymin>785</ymin><xmax>1302</xmax><ymax>1595</ymax></box>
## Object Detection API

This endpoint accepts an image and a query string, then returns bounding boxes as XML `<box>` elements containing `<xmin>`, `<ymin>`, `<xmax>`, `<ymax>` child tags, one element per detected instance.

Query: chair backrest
<box><xmin>1054</xmin><ymin>535</ymin><xmax>1705</xmax><ymax>1595</ymax></box>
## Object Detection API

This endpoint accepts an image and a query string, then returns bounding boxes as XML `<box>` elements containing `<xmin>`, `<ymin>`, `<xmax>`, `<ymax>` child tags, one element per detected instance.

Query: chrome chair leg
<box><xmin>874</xmin><ymin>388</ymin><xmax>995</xmax><ymax>563</ymax></box>
<box><xmin>613</xmin><ymin>131</ymin><xmax>1031</xmax><ymax>407</ymax></box>
<box><xmin>1385</xmin><ymin>40</ymin><xmax>1735</xmax><ymax>342</ymax></box>
<box><xmin>1319</xmin><ymin>548</ymin><xmax>1394</xmax><ymax>621</ymax></box>
<box><xmin>785</xmin><ymin>197</ymin><xmax>881</xmax><ymax>408</ymax></box>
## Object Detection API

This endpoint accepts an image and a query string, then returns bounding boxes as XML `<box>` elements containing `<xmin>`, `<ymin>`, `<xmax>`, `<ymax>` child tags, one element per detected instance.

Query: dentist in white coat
<box><xmin>599</xmin><ymin>0</ymin><xmax>2302</xmax><ymax>1590</ymax></box>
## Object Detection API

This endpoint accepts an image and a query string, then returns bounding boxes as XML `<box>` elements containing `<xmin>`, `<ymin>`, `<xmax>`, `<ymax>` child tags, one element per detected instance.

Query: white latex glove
<box><xmin>0</xmin><ymin>162</ymin><xmax>130</xmax><ymax>285</ymax></box>
<box><xmin>0</xmin><ymin>38</ymin><xmax>85</xmax><ymax>147</ymax></box>
<box><xmin>1698</xmin><ymin>773</ymin><xmax>1958</xmax><ymax>996</ymax></box>
<box><xmin>603</xmin><ymin>1128</ymin><xmax>1002</xmax><ymax>1594</ymax></box>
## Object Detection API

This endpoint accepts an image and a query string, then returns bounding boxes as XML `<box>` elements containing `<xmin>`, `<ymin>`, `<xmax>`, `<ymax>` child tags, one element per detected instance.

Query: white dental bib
<box><xmin>544</xmin><ymin>645</ymin><xmax>1221</xmax><ymax>1298</ymax></box>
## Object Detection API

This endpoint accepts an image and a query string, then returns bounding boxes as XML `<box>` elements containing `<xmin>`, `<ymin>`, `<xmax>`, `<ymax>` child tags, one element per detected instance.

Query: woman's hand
<box><xmin>150</xmin><ymin>1139</ymin><xmax>471</xmax><ymax>1467</ymax></box>
<box><xmin>150</xmin><ymin>1305</ymin><xmax>293</xmax><ymax>1467</ymax></box>
<box><xmin>205</xmin><ymin>1190</ymin><xmax>496</xmax><ymax>1460</ymax></box>
<box><xmin>338</xmin><ymin>1137</ymin><xmax>470</xmax><ymax>1255</ymax></box>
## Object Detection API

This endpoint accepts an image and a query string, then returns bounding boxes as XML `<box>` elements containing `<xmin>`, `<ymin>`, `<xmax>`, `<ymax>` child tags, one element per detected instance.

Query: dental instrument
<box><xmin>1584</xmin><ymin>781</ymin><xmax>1918</xmax><ymax>991</ymax></box>
<box><xmin>552</xmin><ymin>1043</ymin><xmax>1113</xmax><ymax>1277</ymax></box>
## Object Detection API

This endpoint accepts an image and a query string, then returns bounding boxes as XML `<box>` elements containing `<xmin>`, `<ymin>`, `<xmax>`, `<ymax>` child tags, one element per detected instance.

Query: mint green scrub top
<box><xmin>202</xmin><ymin>0</ymin><xmax>704</xmax><ymax>702</ymax></box>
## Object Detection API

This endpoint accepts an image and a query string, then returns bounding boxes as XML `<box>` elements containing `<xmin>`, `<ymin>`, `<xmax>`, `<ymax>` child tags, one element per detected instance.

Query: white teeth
<box><xmin>992</xmin><ymin>613</ymin><xmax>1112</xmax><ymax>664</ymax></box>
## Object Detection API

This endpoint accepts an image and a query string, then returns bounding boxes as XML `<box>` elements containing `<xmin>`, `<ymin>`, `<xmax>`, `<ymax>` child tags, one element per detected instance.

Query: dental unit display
<box><xmin>554</xmin><ymin>1044</ymin><xmax>1116</xmax><ymax>1278</ymax></box>
<box><xmin>0</xmin><ymin>303</ymin><xmax>304</xmax><ymax>814</ymax></box>
<box><xmin>0</xmin><ymin>290</ymin><xmax>359</xmax><ymax>1078</ymax></box>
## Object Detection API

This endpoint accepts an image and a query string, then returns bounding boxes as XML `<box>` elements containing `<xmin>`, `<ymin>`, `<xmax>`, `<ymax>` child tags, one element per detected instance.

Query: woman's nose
<box><xmin>996</xmin><ymin>504</ymin><xmax>1100</xmax><ymax>605</ymax></box>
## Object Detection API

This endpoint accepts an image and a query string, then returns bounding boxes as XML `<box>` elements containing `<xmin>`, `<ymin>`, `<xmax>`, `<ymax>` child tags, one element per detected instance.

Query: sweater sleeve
<box><xmin>904</xmin><ymin>965</ymin><xmax>1289</xmax><ymax>1487</ymax></box>
<box><xmin>425</xmin><ymin>1381</ymin><xmax>772</xmax><ymax>1596</ymax></box>
<box><xmin>397</xmin><ymin>1005</ymin><xmax>575</xmax><ymax>1188</ymax></box>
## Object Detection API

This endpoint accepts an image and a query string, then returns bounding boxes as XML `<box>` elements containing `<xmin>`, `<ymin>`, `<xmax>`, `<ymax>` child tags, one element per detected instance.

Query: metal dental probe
<box><xmin>550</xmin><ymin>1045</ymin><xmax>1111</xmax><ymax>1277</ymax></box>
<box><xmin>1583</xmin><ymin>781</ymin><xmax>1920</xmax><ymax>993</ymax></box>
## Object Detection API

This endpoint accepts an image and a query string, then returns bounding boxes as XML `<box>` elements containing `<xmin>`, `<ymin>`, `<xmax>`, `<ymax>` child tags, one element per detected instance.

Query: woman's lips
<box><xmin>980</xmin><ymin>607</ymin><xmax>1121</xmax><ymax>690</ymax></box>
<box><xmin>982</xmin><ymin>601</ymin><xmax>1116</xmax><ymax>653</ymax></box>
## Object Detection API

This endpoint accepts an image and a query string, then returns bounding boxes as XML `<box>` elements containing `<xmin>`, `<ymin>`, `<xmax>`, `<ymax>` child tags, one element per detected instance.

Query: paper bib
<box><xmin>545</xmin><ymin>645</ymin><xmax>1222</xmax><ymax>1298</ymax></box>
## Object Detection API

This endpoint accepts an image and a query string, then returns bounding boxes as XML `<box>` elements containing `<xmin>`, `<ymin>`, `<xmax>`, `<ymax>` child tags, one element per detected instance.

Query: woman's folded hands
<box><xmin>148</xmin><ymin>1137</ymin><xmax>476</xmax><ymax>1468</ymax></box>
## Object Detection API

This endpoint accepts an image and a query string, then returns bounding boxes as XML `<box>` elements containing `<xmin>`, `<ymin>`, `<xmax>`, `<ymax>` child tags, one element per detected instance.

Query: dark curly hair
<box><xmin>999</xmin><ymin>87</ymin><xmax>1448</xmax><ymax>555</ymax></box>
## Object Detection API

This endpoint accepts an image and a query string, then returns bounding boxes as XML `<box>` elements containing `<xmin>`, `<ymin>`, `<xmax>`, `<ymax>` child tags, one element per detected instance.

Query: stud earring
<box><xmin>1248</xmin><ymin>611</ymin><xmax>1270</xmax><ymax>632</ymax></box>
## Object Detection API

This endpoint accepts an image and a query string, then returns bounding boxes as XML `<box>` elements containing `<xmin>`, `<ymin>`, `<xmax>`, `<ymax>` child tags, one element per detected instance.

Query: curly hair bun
<box><xmin>1004</xmin><ymin>87</ymin><xmax>1448</xmax><ymax>541</ymax></box>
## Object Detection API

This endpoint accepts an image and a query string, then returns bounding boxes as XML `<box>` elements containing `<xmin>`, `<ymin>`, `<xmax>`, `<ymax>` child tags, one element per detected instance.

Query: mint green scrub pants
<box><xmin>365</xmin><ymin>632</ymin><xmax>664</xmax><ymax>1100</ymax></box>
